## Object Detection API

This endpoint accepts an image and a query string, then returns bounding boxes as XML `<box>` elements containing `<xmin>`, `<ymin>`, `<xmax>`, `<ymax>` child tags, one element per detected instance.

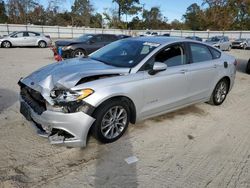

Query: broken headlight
<box><xmin>50</xmin><ymin>88</ymin><xmax>94</xmax><ymax>103</ymax></box>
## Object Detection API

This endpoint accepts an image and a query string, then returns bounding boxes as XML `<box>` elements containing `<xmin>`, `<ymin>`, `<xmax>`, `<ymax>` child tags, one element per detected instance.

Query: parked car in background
<box><xmin>232</xmin><ymin>38</ymin><xmax>250</xmax><ymax>49</ymax></box>
<box><xmin>19</xmin><ymin>37</ymin><xmax>236</xmax><ymax>147</ymax></box>
<box><xmin>0</xmin><ymin>31</ymin><xmax>51</xmax><ymax>48</ymax></box>
<box><xmin>205</xmin><ymin>36</ymin><xmax>232</xmax><ymax>51</ymax></box>
<box><xmin>144</xmin><ymin>31</ymin><xmax>158</xmax><ymax>36</ymax></box>
<box><xmin>55</xmin><ymin>34</ymin><xmax>124</xmax><ymax>58</ymax></box>
<box><xmin>246</xmin><ymin>59</ymin><xmax>250</xmax><ymax>74</ymax></box>
<box><xmin>162</xmin><ymin>33</ymin><xmax>170</xmax><ymax>37</ymax></box>
<box><xmin>186</xmin><ymin>36</ymin><xmax>203</xmax><ymax>42</ymax></box>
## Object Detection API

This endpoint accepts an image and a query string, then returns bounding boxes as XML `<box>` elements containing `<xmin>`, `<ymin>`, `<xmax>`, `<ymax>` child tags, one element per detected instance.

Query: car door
<box><xmin>10</xmin><ymin>32</ymin><xmax>26</xmax><ymax>46</ymax></box>
<box><xmin>141</xmin><ymin>43</ymin><xmax>189</xmax><ymax>118</ymax></box>
<box><xmin>87</xmin><ymin>35</ymin><xmax>104</xmax><ymax>53</ymax></box>
<box><xmin>26</xmin><ymin>32</ymin><xmax>39</xmax><ymax>46</ymax></box>
<box><xmin>185</xmin><ymin>42</ymin><xmax>218</xmax><ymax>102</ymax></box>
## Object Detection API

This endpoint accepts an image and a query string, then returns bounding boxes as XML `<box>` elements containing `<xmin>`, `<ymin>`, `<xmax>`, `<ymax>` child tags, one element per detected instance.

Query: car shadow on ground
<box><xmin>94</xmin><ymin>133</ymin><xmax>138</xmax><ymax>187</ymax></box>
<box><xmin>0</xmin><ymin>88</ymin><xmax>18</xmax><ymax>113</ymax></box>
<box><xmin>236</xmin><ymin>58</ymin><xmax>248</xmax><ymax>73</ymax></box>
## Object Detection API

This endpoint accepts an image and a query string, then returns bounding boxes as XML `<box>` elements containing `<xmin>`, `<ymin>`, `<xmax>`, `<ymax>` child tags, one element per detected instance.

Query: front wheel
<box><xmin>92</xmin><ymin>100</ymin><xmax>130</xmax><ymax>143</ymax></box>
<box><xmin>208</xmin><ymin>79</ymin><xmax>229</xmax><ymax>105</ymax></box>
<box><xmin>1</xmin><ymin>41</ymin><xmax>11</xmax><ymax>48</ymax></box>
<box><xmin>72</xmin><ymin>49</ymin><xmax>86</xmax><ymax>58</ymax></box>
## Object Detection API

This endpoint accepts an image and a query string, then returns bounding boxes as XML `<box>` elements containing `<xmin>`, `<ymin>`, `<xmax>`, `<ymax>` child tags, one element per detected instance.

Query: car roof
<box><xmin>127</xmin><ymin>36</ymin><xmax>186</xmax><ymax>45</ymax></box>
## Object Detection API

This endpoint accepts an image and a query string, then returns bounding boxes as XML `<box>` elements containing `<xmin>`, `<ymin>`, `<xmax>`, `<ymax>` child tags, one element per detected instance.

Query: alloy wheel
<box><xmin>215</xmin><ymin>81</ymin><xmax>227</xmax><ymax>103</ymax></box>
<box><xmin>3</xmin><ymin>41</ymin><xmax>10</xmax><ymax>48</ymax></box>
<box><xmin>101</xmin><ymin>106</ymin><xmax>128</xmax><ymax>139</ymax></box>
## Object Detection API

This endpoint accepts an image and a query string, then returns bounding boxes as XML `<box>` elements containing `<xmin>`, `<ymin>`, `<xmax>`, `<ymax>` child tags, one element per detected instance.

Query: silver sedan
<box><xmin>19</xmin><ymin>37</ymin><xmax>236</xmax><ymax>147</ymax></box>
<box><xmin>0</xmin><ymin>31</ymin><xmax>52</xmax><ymax>48</ymax></box>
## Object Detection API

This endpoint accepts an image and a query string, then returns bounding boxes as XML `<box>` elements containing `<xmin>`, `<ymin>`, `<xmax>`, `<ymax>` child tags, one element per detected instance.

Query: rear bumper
<box><xmin>20</xmin><ymin>97</ymin><xmax>95</xmax><ymax>147</ymax></box>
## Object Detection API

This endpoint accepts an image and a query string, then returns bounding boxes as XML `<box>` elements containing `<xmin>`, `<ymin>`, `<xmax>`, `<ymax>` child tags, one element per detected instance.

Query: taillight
<box><xmin>233</xmin><ymin>60</ymin><xmax>237</xmax><ymax>66</ymax></box>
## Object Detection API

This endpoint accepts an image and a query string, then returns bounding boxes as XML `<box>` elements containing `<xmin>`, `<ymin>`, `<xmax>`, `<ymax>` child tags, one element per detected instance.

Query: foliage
<box><xmin>1</xmin><ymin>0</ymin><xmax>249</xmax><ymax>30</ymax></box>
<box><xmin>0</xmin><ymin>0</ymin><xmax>8</xmax><ymax>23</ymax></box>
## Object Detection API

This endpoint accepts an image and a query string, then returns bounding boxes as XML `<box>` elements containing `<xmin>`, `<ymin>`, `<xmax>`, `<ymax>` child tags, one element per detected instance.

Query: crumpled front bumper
<box><xmin>20</xmin><ymin>97</ymin><xmax>95</xmax><ymax>148</ymax></box>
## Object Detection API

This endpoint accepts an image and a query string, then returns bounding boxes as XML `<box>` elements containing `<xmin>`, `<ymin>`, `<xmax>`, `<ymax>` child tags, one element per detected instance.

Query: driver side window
<box><xmin>142</xmin><ymin>43</ymin><xmax>186</xmax><ymax>71</ymax></box>
<box><xmin>155</xmin><ymin>43</ymin><xmax>186</xmax><ymax>67</ymax></box>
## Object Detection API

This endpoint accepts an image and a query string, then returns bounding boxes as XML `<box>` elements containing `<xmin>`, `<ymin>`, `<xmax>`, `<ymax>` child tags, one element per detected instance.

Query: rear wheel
<box><xmin>92</xmin><ymin>99</ymin><xmax>130</xmax><ymax>143</ymax></box>
<box><xmin>38</xmin><ymin>41</ymin><xmax>47</xmax><ymax>48</ymax></box>
<box><xmin>72</xmin><ymin>49</ymin><xmax>86</xmax><ymax>58</ymax></box>
<box><xmin>208</xmin><ymin>79</ymin><xmax>229</xmax><ymax>105</ymax></box>
<box><xmin>243</xmin><ymin>44</ymin><xmax>247</xmax><ymax>50</ymax></box>
<box><xmin>1</xmin><ymin>41</ymin><xmax>11</xmax><ymax>48</ymax></box>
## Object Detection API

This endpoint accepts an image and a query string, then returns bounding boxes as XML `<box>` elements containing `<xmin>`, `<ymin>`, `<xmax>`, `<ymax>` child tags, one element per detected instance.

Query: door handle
<box><xmin>180</xmin><ymin>69</ymin><xmax>188</xmax><ymax>74</ymax></box>
<box><xmin>213</xmin><ymin>64</ymin><xmax>217</xmax><ymax>68</ymax></box>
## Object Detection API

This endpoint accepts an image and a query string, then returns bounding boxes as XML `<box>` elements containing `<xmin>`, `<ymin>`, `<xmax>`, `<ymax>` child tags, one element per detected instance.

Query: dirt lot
<box><xmin>0</xmin><ymin>47</ymin><xmax>250</xmax><ymax>188</ymax></box>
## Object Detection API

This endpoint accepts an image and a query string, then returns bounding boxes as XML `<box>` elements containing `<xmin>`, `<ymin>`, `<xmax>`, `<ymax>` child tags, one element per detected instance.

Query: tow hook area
<box><xmin>48</xmin><ymin>128</ymin><xmax>75</xmax><ymax>145</ymax></box>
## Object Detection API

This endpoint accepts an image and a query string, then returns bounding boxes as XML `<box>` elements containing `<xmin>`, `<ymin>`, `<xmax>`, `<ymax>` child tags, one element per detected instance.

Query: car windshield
<box><xmin>207</xmin><ymin>37</ymin><xmax>220</xmax><ymax>42</ymax></box>
<box><xmin>76</xmin><ymin>34</ymin><xmax>93</xmax><ymax>42</ymax></box>
<box><xmin>89</xmin><ymin>39</ymin><xmax>160</xmax><ymax>68</ymax></box>
<box><xmin>8</xmin><ymin>31</ymin><xmax>18</xmax><ymax>36</ymax></box>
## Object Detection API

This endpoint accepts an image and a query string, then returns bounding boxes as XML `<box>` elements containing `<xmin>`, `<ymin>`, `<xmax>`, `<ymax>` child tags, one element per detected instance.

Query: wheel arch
<box><xmin>1</xmin><ymin>40</ymin><xmax>12</xmax><ymax>47</ymax></box>
<box><xmin>37</xmin><ymin>40</ymin><xmax>47</xmax><ymax>47</ymax></box>
<box><xmin>218</xmin><ymin>76</ymin><xmax>231</xmax><ymax>92</ymax></box>
<box><xmin>94</xmin><ymin>95</ymin><xmax>137</xmax><ymax>124</ymax></box>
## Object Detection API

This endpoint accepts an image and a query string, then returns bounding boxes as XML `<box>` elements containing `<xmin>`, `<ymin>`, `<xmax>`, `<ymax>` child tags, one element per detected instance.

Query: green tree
<box><xmin>0</xmin><ymin>0</ymin><xmax>8</xmax><ymax>23</ymax></box>
<box><xmin>112</xmin><ymin>0</ymin><xmax>141</xmax><ymax>21</ymax></box>
<box><xmin>183</xmin><ymin>3</ymin><xmax>204</xmax><ymax>30</ymax></box>
<box><xmin>142</xmin><ymin>7</ymin><xmax>164</xmax><ymax>29</ymax></box>
<box><xmin>90</xmin><ymin>13</ymin><xmax>103</xmax><ymax>28</ymax></box>
<box><xmin>71</xmin><ymin>0</ymin><xmax>93</xmax><ymax>26</ymax></box>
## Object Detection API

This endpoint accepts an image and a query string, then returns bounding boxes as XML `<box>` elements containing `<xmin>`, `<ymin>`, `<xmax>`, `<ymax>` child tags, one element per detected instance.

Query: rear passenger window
<box><xmin>209</xmin><ymin>47</ymin><xmax>221</xmax><ymax>59</ymax></box>
<box><xmin>190</xmin><ymin>43</ymin><xmax>213</xmax><ymax>63</ymax></box>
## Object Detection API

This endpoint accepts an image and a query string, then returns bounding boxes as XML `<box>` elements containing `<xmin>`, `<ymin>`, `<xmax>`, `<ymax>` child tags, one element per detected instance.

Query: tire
<box><xmin>208</xmin><ymin>79</ymin><xmax>229</xmax><ymax>105</ymax></box>
<box><xmin>243</xmin><ymin>44</ymin><xmax>247</xmax><ymax>50</ymax></box>
<box><xmin>246</xmin><ymin>60</ymin><xmax>250</xmax><ymax>74</ymax></box>
<box><xmin>72</xmin><ymin>49</ymin><xmax>86</xmax><ymax>58</ymax></box>
<box><xmin>38</xmin><ymin>41</ymin><xmax>47</xmax><ymax>48</ymax></box>
<box><xmin>92</xmin><ymin>99</ymin><xmax>130</xmax><ymax>143</ymax></box>
<box><xmin>1</xmin><ymin>41</ymin><xmax>11</xmax><ymax>48</ymax></box>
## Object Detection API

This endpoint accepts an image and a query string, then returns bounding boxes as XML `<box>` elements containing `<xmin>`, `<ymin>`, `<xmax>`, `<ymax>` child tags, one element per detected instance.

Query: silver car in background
<box><xmin>18</xmin><ymin>37</ymin><xmax>236</xmax><ymax>147</ymax></box>
<box><xmin>232</xmin><ymin>38</ymin><xmax>250</xmax><ymax>49</ymax></box>
<box><xmin>206</xmin><ymin>36</ymin><xmax>232</xmax><ymax>51</ymax></box>
<box><xmin>0</xmin><ymin>31</ymin><xmax>52</xmax><ymax>48</ymax></box>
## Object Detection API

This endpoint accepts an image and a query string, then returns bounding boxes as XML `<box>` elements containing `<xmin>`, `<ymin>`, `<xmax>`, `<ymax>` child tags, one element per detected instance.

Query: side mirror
<box><xmin>148</xmin><ymin>62</ymin><xmax>167</xmax><ymax>75</ymax></box>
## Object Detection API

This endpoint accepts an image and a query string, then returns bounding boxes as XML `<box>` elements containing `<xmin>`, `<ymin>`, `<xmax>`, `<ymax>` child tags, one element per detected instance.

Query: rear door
<box><xmin>185</xmin><ymin>42</ymin><xmax>218</xmax><ymax>101</ymax></box>
<box><xmin>26</xmin><ymin>32</ymin><xmax>39</xmax><ymax>46</ymax></box>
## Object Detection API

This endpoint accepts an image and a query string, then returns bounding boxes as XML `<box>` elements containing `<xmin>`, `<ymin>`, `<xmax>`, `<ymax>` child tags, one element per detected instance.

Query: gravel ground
<box><xmin>0</xmin><ymin>47</ymin><xmax>249</xmax><ymax>188</ymax></box>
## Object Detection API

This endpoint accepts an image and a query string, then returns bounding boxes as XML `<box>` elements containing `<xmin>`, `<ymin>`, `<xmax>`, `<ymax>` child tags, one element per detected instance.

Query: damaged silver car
<box><xmin>19</xmin><ymin>37</ymin><xmax>236</xmax><ymax>147</ymax></box>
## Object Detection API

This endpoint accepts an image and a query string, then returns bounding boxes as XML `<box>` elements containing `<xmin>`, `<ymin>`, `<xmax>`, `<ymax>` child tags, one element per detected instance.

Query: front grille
<box><xmin>20</xmin><ymin>86</ymin><xmax>46</xmax><ymax>115</ymax></box>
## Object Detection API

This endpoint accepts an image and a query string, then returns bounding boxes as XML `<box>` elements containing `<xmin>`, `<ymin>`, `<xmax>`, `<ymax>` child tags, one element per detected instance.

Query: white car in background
<box><xmin>144</xmin><ymin>31</ymin><xmax>158</xmax><ymax>36</ymax></box>
<box><xmin>0</xmin><ymin>31</ymin><xmax>52</xmax><ymax>48</ymax></box>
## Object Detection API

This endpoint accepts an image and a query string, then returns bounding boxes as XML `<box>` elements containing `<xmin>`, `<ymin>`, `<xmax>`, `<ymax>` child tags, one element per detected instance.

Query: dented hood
<box><xmin>21</xmin><ymin>58</ymin><xmax>130</xmax><ymax>103</ymax></box>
